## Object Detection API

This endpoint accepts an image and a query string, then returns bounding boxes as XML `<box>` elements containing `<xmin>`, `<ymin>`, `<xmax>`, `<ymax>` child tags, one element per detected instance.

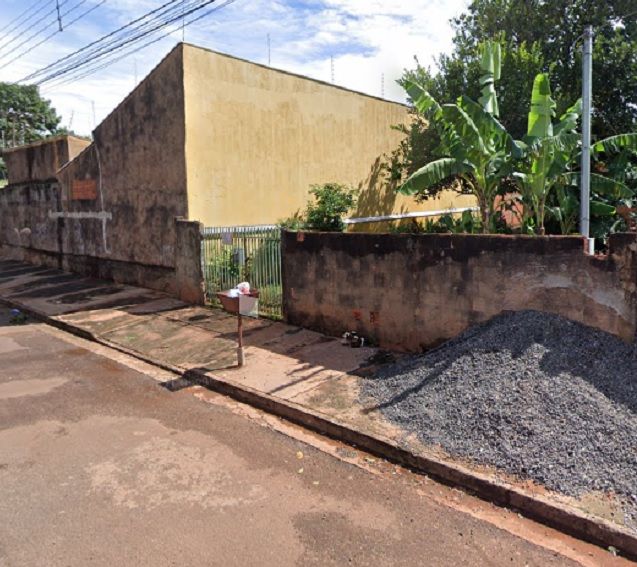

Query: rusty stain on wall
<box><xmin>71</xmin><ymin>179</ymin><xmax>98</xmax><ymax>200</ymax></box>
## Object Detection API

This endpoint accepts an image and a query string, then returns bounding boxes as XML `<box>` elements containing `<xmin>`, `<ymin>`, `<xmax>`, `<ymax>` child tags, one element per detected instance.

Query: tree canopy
<box><xmin>394</xmin><ymin>0</ymin><xmax>637</xmax><ymax>187</ymax></box>
<box><xmin>450</xmin><ymin>0</ymin><xmax>637</xmax><ymax>138</ymax></box>
<box><xmin>0</xmin><ymin>82</ymin><xmax>64</xmax><ymax>148</ymax></box>
<box><xmin>0</xmin><ymin>82</ymin><xmax>65</xmax><ymax>181</ymax></box>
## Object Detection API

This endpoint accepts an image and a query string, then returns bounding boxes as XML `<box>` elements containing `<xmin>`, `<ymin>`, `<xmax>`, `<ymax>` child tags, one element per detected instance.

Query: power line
<box><xmin>0</xmin><ymin>0</ymin><xmax>49</xmax><ymax>41</ymax></box>
<box><xmin>20</xmin><ymin>0</ymin><xmax>188</xmax><ymax>83</ymax></box>
<box><xmin>44</xmin><ymin>0</ymin><xmax>238</xmax><ymax>89</ymax></box>
<box><xmin>0</xmin><ymin>0</ymin><xmax>72</xmax><ymax>54</ymax></box>
<box><xmin>0</xmin><ymin>0</ymin><xmax>107</xmax><ymax>70</ymax></box>
<box><xmin>0</xmin><ymin>0</ymin><xmax>76</xmax><ymax>60</ymax></box>
<box><xmin>37</xmin><ymin>0</ymin><xmax>206</xmax><ymax>84</ymax></box>
<box><xmin>25</xmin><ymin>0</ymin><xmax>225</xmax><ymax>87</ymax></box>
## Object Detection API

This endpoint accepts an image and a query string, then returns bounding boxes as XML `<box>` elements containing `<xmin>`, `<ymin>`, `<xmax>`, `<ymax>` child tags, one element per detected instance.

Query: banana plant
<box><xmin>514</xmin><ymin>74</ymin><xmax>637</xmax><ymax>235</ymax></box>
<box><xmin>399</xmin><ymin>41</ymin><xmax>522</xmax><ymax>233</ymax></box>
<box><xmin>512</xmin><ymin>74</ymin><xmax>582</xmax><ymax>233</ymax></box>
<box><xmin>547</xmin><ymin>184</ymin><xmax>622</xmax><ymax>237</ymax></box>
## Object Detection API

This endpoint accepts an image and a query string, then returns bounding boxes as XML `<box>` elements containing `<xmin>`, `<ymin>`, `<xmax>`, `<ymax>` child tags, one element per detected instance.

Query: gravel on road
<box><xmin>360</xmin><ymin>310</ymin><xmax>637</xmax><ymax>528</ymax></box>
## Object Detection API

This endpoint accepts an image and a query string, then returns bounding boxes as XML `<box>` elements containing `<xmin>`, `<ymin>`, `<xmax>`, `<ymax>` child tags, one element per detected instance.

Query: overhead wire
<box><xmin>2</xmin><ymin>0</ymin><xmax>46</xmax><ymax>28</ymax></box>
<box><xmin>25</xmin><ymin>0</ymin><xmax>221</xmax><ymax>86</ymax></box>
<box><xmin>0</xmin><ymin>0</ymin><xmax>50</xmax><ymax>42</ymax></box>
<box><xmin>34</xmin><ymin>0</ymin><xmax>206</xmax><ymax>84</ymax></box>
<box><xmin>19</xmin><ymin>0</ymin><xmax>188</xmax><ymax>83</ymax></box>
<box><xmin>0</xmin><ymin>0</ymin><xmax>74</xmax><ymax>60</ymax></box>
<box><xmin>51</xmin><ymin>0</ymin><xmax>202</xmax><ymax>69</ymax></box>
<box><xmin>45</xmin><ymin>0</ymin><xmax>238</xmax><ymax>89</ymax></box>
<box><xmin>0</xmin><ymin>0</ymin><xmax>108</xmax><ymax>70</ymax></box>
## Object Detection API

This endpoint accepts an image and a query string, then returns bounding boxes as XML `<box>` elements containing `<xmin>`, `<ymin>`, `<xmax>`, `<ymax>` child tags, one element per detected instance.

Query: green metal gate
<box><xmin>201</xmin><ymin>225</ymin><xmax>282</xmax><ymax>319</ymax></box>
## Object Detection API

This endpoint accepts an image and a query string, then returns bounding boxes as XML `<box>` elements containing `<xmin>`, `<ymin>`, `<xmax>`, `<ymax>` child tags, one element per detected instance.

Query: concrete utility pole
<box><xmin>580</xmin><ymin>25</ymin><xmax>593</xmax><ymax>251</ymax></box>
<box><xmin>267</xmin><ymin>34</ymin><xmax>271</xmax><ymax>66</ymax></box>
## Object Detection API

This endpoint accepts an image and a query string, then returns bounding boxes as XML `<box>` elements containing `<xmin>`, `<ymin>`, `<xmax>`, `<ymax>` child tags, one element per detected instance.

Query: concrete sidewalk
<box><xmin>0</xmin><ymin>260</ymin><xmax>377</xmax><ymax>403</ymax></box>
<box><xmin>1</xmin><ymin>259</ymin><xmax>636</xmax><ymax>560</ymax></box>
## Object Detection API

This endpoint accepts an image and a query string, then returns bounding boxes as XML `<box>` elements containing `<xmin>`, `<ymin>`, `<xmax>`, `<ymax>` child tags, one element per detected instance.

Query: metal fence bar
<box><xmin>201</xmin><ymin>225</ymin><xmax>282</xmax><ymax>320</ymax></box>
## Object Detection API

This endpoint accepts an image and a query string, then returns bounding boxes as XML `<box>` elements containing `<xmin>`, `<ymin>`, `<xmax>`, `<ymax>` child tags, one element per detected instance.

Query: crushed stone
<box><xmin>360</xmin><ymin>310</ymin><xmax>637</xmax><ymax>530</ymax></box>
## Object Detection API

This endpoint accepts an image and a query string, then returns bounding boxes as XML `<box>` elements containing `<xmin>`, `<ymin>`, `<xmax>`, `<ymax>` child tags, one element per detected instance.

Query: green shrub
<box><xmin>305</xmin><ymin>183</ymin><xmax>357</xmax><ymax>232</ymax></box>
<box><xmin>280</xmin><ymin>183</ymin><xmax>357</xmax><ymax>232</ymax></box>
<box><xmin>278</xmin><ymin>210</ymin><xmax>305</xmax><ymax>230</ymax></box>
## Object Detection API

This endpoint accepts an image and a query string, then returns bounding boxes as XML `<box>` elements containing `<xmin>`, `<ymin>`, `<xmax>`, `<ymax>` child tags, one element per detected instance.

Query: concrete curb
<box><xmin>3</xmin><ymin>296</ymin><xmax>636</xmax><ymax>560</ymax></box>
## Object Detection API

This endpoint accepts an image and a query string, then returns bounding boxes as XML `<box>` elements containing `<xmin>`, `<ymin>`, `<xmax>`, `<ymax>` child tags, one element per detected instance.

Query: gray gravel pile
<box><xmin>361</xmin><ymin>310</ymin><xmax>637</xmax><ymax>525</ymax></box>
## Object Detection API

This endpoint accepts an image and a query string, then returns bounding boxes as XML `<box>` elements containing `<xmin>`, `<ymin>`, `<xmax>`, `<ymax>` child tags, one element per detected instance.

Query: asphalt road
<box><xmin>0</xmin><ymin>309</ymin><xmax>625</xmax><ymax>566</ymax></box>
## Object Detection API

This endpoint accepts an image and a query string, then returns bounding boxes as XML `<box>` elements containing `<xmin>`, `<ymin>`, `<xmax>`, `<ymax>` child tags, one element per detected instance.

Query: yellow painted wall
<box><xmin>182</xmin><ymin>44</ymin><xmax>474</xmax><ymax>228</ymax></box>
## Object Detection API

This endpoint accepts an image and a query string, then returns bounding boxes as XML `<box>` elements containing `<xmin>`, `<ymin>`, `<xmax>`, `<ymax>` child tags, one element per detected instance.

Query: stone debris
<box><xmin>360</xmin><ymin>310</ymin><xmax>637</xmax><ymax>530</ymax></box>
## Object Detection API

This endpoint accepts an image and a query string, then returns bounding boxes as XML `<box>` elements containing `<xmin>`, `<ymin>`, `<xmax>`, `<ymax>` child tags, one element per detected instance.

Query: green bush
<box><xmin>305</xmin><ymin>183</ymin><xmax>357</xmax><ymax>232</ymax></box>
<box><xmin>279</xmin><ymin>183</ymin><xmax>357</xmax><ymax>232</ymax></box>
<box><xmin>278</xmin><ymin>210</ymin><xmax>305</xmax><ymax>230</ymax></box>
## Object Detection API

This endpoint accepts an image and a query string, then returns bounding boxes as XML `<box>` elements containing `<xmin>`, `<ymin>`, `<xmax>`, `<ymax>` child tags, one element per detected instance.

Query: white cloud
<box><xmin>0</xmin><ymin>0</ymin><xmax>469</xmax><ymax>135</ymax></box>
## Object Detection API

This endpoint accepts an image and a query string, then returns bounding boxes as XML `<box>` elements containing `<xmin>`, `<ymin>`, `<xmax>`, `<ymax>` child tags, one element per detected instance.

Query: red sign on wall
<box><xmin>71</xmin><ymin>179</ymin><xmax>97</xmax><ymax>201</ymax></box>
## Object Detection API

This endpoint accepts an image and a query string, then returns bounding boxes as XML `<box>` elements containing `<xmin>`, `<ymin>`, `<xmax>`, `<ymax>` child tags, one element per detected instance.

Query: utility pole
<box><xmin>330</xmin><ymin>56</ymin><xmax>334</xmax><ymax>83</ymax></box>
<box><xmin>381</xmin><ymin>73</ymin><xmax>385</xmax><ymax>98</ymax></box>
<box><xmin>267</xmin><ymin>34</ymin><xmax>271</xmax><ymax>66</ymax></box>
<box><xmin>91</xmin><ymin>100</ymin><xmax>96</xmax><ymax>130</ymax></box>
<box><xmin>580</xmin><ymin>24</ymin><xmax>593</xmax><ymax>252</ymax></box>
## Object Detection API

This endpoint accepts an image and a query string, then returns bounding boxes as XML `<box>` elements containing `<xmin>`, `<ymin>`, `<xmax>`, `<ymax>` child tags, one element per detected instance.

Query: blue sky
<box><xmin>0</xmin><ymin>0</ymin><xmax>469</xmax><ymax>135</ymax></box>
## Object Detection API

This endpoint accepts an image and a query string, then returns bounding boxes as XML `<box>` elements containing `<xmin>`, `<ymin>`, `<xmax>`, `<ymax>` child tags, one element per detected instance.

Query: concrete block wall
<box><xmin>282</xmin><ymin>231</ymin><xmax>637</xmax><ymax>351</ymax></box>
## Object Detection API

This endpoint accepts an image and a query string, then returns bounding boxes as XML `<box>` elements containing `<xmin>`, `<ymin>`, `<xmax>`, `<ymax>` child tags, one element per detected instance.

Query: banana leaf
<box><xmin>478</xmin><ymin>42</ymin><xmax>501</xmax><ymax>117</ymax></box>
<box><xmin>399</xmin><ymin>158</ymin><xmax>473</xmax><ymax>195</ymax></box>
<box><xmin>563</xmin><ymin>172</ymin><xmax>633</xmax><ymax>198</ymax></box>
<box><xmin>458</xmin><ymin>95</ymin><xmax>524</xmax><ymax>158</ymax></box>
<box><xmin>590</xmin><ymin>201</ymin><xmax>616</xmax><ymax>216</ymax></box>
<box><xmin>403</xmin><ymin>79</ymin><xmax>442</xmax><ymax>117</ymax></box>
<box><xmin>441</xmin><ymin>104</ymin><xmax>487</xmax><ymax>157</ymax></box>
<box><xmin>527</xmin><ymin>73</ymin><xmax>556</xmax><ymax>138</ymax></box>
<box><xmin>592</xmin><ymin>133</ymin><xmax>637</xmax><ymax>155</ymax></box>
<box><xmin>553</xmin><ymin>99</ymin><xmax>582</xmax><ymax>135</ymax></box>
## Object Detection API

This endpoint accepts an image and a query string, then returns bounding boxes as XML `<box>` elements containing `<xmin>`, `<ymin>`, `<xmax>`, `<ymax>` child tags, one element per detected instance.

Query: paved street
<box><xmin>0</xmin><ymin>308</ymin><xmax>627</xmax><ymax>566</ymax></box>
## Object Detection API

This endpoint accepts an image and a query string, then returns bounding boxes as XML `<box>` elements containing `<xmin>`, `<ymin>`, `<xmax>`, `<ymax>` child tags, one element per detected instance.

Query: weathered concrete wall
<box><xmin>0</xmin><ymin>46</ymin><xmax>204</xmax><ymax>302</ymax></box>
<box><xmin>282</xmin><ymin>231</ymin><xmax>637</xmax><ymax>351</ymax></box>
<box><xmin>182</xmin><ymin>44</ymin><xmax>474</xmax><ymax>227</ymax></box>
<box><xmin>56</xmin><ymin>45</ymin><xmax>188</xmax><ymax>268</ymax></box>
<box><xmin>2</xmin><ymin>135</ymin><xmax>90</xmax><ymax>185</ymax></box>
<box><xmin>175</xmin><ymin>218</ymin><xmax>205</xmax><ymax>304</ymax></box>
<box><xmin>0</xmin><ymin>207</ymin><xmax>203</xmax><ymax>302</ymax></box>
